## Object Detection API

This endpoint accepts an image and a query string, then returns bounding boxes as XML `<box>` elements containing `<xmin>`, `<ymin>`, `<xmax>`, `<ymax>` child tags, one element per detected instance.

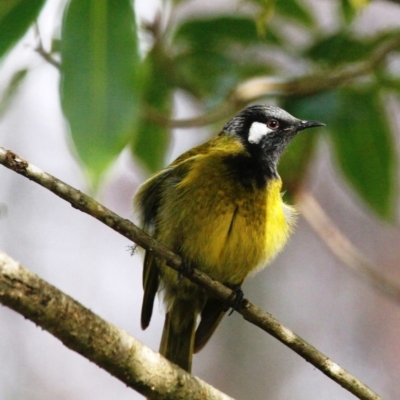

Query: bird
<box><xmin>133</xmin><ymin>104</ymin><xmax>324</xmax><ymax>373</ymax></box>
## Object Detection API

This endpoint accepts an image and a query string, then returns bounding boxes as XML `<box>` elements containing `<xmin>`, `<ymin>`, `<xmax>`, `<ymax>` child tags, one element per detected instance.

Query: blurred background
<box><xmin>1</xmin><ymin>0</ymin><xmax>400</xmax><ymax>399</ymax></box>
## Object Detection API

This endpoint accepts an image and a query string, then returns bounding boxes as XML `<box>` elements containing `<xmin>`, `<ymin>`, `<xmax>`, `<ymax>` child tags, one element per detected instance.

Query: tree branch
<box><xmin>0</xmin><ymin>146</ymin><xmax>383</xmax><ymax>400</ymax></box>
<box><xmin>148</xmin><ymin>32</ymin><xmax>400</xmax><ymax>129</ymax></box>
<box><xmin>34</xmin><ymin>24</ymin><xmax>61</xmax><ymax>69</ymax></box>
<box><xmin>33</xmin><ymin>23</ymin><xmax>400</xmax><ymax>131</ymax></box>
<box><xmin>296</xmin><ymin>190</ymin><xmax>400</xmax><ymax>303</ymax></box>
<box><xmin>0</xmin><ymin>250</ymin><xmax>233</xmax><ymax>400</ymax></box>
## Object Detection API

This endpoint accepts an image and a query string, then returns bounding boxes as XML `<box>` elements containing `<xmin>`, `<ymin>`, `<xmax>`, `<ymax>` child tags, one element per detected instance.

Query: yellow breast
<box><xmin>157</xmin><ymin>140</ymin><xmax>296</xmax><ymax>286</ymax></box>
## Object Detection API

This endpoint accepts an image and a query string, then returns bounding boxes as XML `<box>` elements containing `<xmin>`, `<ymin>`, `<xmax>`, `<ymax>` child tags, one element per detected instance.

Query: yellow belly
<box><xmin>157</xmin><ymin>157</ymin><xmax>296</xmax><ymax>287</ymax></box>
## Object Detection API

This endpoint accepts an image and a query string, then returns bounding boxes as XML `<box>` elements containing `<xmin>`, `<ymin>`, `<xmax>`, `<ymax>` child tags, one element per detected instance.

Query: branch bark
<box><xmin>146</xmin><ymin>32</ymin><xmax>400</xmax><ymax>129</ymax></box>
<box><xmin>0</xmin><ymin>250</ymin><xmax>233</xmax><ymax>400</ymax></box>
<box><xmin>0</xmin><ymin>146</ymin><xmax>384</xmax><ymax>400</ymax></box>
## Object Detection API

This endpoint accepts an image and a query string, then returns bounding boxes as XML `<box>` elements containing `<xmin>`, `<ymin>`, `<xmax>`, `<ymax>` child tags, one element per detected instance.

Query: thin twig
<box><xmin>297</xmin><ymin>190</ymin><xmax>400</xmax><ymax>302</ymax></box>
<box><xmin>34</xmin><ymin>22</ymin><xmax>400</xmax><ymax>129</ymax></box>
<box><xmin>0</xmin><ymin>146</ymin><xmax>383</xmax><ymax>400</ymax></box>
<box><xmin>34</xmin><ymin>24</ymin><xmax>61</xmax><ymax>69</ymax></box>
<box><xmin>0</xmin><ymin>250</ymin><xmax>233</xmax><ymax>400</ymax></box>
<box><xmin>149</xmin><ymin>32</ymin><xmax>400</xmax><ymax>128</ymax></box>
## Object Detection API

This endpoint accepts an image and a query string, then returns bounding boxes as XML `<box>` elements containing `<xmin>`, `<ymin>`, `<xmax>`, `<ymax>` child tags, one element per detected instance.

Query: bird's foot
<box><xmin>227</xmin><ymin>285</ymin><xmax>244</xmax><ymax>316</ymax></box>
<box><xmin>177</xmin><ymin>262</ymin><xmax>191</xmax><ymax>283</ymax></box>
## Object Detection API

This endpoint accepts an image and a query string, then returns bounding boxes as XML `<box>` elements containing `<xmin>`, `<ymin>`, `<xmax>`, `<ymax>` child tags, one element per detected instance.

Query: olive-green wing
<box><xmin>141</xmin><ymin>252</ymin><xmax>159</xmax><ymax>329</ymax></box>
<box><xmin>135</xmin><ymin>168</ymin><xmax>172</xmax><ymax>330</ymax></box>
<box><xmin>134</xmin><ymin>168</ymin><xmax>172</xmax><ymax>233</ymax></box>
<box><xmin>194</xmin><ymin>297</ymin><xmax>227</xmax><ymax>353</ymax></box>
<box><xmin>194</xmin><ymin>284</ymin><xmax>244</xmax><ymax>352</ymax></box>
<box><xmin>136</xmin><ymin>151</ymin><xmax>205</xmax><ymax>330</ymax></box>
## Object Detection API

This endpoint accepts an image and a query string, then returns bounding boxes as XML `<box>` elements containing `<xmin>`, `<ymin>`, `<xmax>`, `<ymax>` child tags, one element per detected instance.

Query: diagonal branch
<box><xmin>147</xmin><ymin>32</ymin><xmax>400</xmax><ymax>129</ymax></box>
<box><xmin>0</xmin><ymin>146</ymin><xmax>383</xmax><ymax>400</ymax></box>
<box><xmin>34</xmin><ymin>23</ymin><xmax>61</xmax><ymax>69</ymax></box>
<box><xmin>0</xmin><ymin>250</ymin><xmax>233</xmax><ymax>400</ymax></box>
<box><xmin>34</xmin><ymin>22</ymin><xmax>400</xmax><ymax>130</ymax></box>
<box><xmin>297</xmin><ymin>190</ymin><xmax>400</xmax><ymax>303</ymax></box>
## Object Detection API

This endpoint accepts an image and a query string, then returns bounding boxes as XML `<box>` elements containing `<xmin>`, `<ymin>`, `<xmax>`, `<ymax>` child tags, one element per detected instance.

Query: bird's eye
<box><xmin>267</xmin><ymin>119</ymin><xmax>279</xmax><ymax>129</ymax></box>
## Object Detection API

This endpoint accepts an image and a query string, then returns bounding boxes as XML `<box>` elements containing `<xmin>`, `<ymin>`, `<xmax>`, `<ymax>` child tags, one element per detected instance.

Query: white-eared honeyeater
<box><xmin>134</xmin><ymin>105</ymin><xmax>324</xmax><ymax>372</ymax></box>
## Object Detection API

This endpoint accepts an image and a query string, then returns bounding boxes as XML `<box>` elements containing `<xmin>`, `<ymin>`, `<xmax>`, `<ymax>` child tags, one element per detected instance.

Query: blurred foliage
<box><xmin>0</xmin><ymin>0</ymin><xmax>46</xmax><ymax>58</ymax></box>
<box><xmin>329</xmin><ymin>88</ymin><xmax>395</xmax><ymax>219</ymax></box>
<box><xmin>60</xmin><ymin>0</ymin><xmax>141</xmax><ymax>184</ymax></box>
<box><xmin>0</xmin><ymin>69</ymin><xmax>27</xmax><ymax>117</ymax></box>
<box><xmin>1</xmin><ymin>0</ymin><xmax>400</xmax><ymax>218</ymax></box>
<box><xmin>130</xmin><ymin>45</ymin><xmax>173</xmax><ymax>172</ymax></box>
<box><xmin>283</xmin><ymin>89</ymin><xmax>396</xmax><ymax>219</ymax></box>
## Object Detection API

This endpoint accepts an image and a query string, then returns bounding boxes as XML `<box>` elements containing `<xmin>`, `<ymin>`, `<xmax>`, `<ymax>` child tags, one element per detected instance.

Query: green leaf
<box><xmin>279</xmin><ymin>94</ymin><xmax>332</xmax><ymax>196</ymax></box>
<box><xmin>283</xmin><ymin>89</ymin><xmax>396</xmax><ymax>219</ymax></box>
<box><xmin>0</xmin><ymin>0</ymin><xmax>46</xmax><ymax>58</ymax></box>
<box><xmin>240</xmin><ymin>0</ymin><xmax>276</xmax><ymax>36</ymax></box>
<box><xmin>328</xmin><ymin>88</ymin><xmax>396</xmax><ymax>219</ymax></box>
<box><xmin>370</xmin><ymin>28</ymin><xmax>400</xmax><ymax>47</ymax></box>
<box><xmin>174</xmin><ymin>50</ymin><xmax>234</xmax><ymax>101</ymax></box>
<box><xmin>275</xmin><ymin>0</ymin><xmax>315</xmax><ymax>28</ymax></box>
<box><xmin>131</xmin><ymin>48</ymin><xmax>172</xmax><ymax>172</ymax></box>
<box><xmin>340</xmin><ymin>0</ymin><xmax>357</xmax><ymax>24</ymax></box>
<box><xmin>305</xmin><ymin>32</ymin><xmax>371</xmax><ymax>67</ymax></box>
<box><xmin>61</xmin><ymin>0</ymin><xmax>140</xmax><ymax>184</ymax></box>
<box><xmin>340</xmin><ymin>0</ymin><xmax>369</xmax><ymax>24</ymax></box>
<box><xmin>174</xmin><ymin>48</ymin><xmax>274</xmax><ymax>107</ymax></box>
<box><xmin>279</xmin><ymin>132</ymin><xmax>318</xmax><ymax>198</ymax></box>
<box><xmin>283</xmin><ymin>91</ymin><xmax>338</xmax><ymax>124</ymax></box>
<box><xmin>172</xmin><ymin>16</ymin><xmax>282</xmax><ymax>105</ymax></box>
<box><xmin>174</xmin><ymin>16</ymin><xmax>281</xmax><ymax>51</ymax></box>
<box><xmin>0</xmin><ymin>69</ymin><xmax>28</xmax><ymax>117</ymax></box>
<box><xmin>376</xmin><ymin>75</ymin><xmax>400</xmax><ymax>94</ymax></box>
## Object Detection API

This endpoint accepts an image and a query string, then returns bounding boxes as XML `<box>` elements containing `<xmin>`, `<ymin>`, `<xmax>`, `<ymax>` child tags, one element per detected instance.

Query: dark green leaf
<box><xmin>131</xmin><ymin>114</ymin><xmax>170</xmax><ymax>173</ymax></box>
<box><xmin>283</xmin><ymin>91</ymin><xmax>339</xmax><ymax>124</ymax></box>
<box><xmin>174</xmin><ymin>16</ymin><xmax>282</xmax><ymax>51</ymax></box>
<box><xmin>340</xmin><ymin>0</ymin><xmax>357</xmax><ymax>24</ymax></box>
<box><xmin>240</xmin><ymin>0</ymin><xmax>275</xmax><ymax>36</ymax></box>
<box><xmin>305</xmin><ymin>32</ymin><xmax>371</xmax><ymax>67</ymax></box>
<box><xmin>172</xmin><ymin>15</ymin><xmax>282</xmax><ymax>105</ymax></box>
<box><xmin>174</xmin><ymin>50</ymin><xmax>234</xmax><ymax>101</ymax></box>
<box><xmin>370</xmin><ymin>29</ymin><xmax>400</xmax><ymax>47</ymax></box>
<box><xmin>0</xmin><ymin>69</ymin><xmax>27</xmax><ymax>117</ymax></box>
<box><xmin>376</xmin><ymin>75</ymin><xmax>400</xmax><ymax>94</ymax></box>
<box><xmin>61</xmin><ymin>0</ymin><xmax>140</xmax><ymax>184</ymax></box>
<box><xmin>275</xmin><ymin>0</ymin><xmax>315</xmax><ymax>28</ymax></box>
<box><xmin>173</xmin><ymin>45</ymin><xmax>274</xmax><ymax>106</ymax></box>
<box><xmin>279</xmin><ymin>94</ymin><xmax>332</xmax><ymax>196</ymax></box>
<box><xmin>131</xmin><ymin>49</ymin><xmax>172</xmax><ymax>172</ymax></box>
<box><xmin>279</xmin><ymin>132</ymin><xmax>318</xmax><ymax>198</ymax></box>
<box><xmin>283</xmin><ymin>89</ymin><xmax>396</xmax><ymax>219</ymax></box>
<box><xmin>328</xmin><ymin>88</ymin><xmax>396</xmax><ymax>219</ymax></box>
<box><xmin>339</xmin><ymin>0</ymin><xmax>369</xmax><ymax>24</ymax></box>
<box><xmin>0</xmin><ymin>0</ymin><xmax>46</xmax><ymax>58</ymax></box>
<box><xmin>51</xmin><ymin>38</ymin><xmax>61</xmax><ymax>53</ymax></box>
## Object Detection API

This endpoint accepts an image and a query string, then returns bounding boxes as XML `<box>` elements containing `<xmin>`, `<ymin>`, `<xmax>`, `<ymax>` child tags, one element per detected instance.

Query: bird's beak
<box><xmin>298</xmin><ymin>120</ymin><xmax>326</xmax><ymax>131</ymax></box>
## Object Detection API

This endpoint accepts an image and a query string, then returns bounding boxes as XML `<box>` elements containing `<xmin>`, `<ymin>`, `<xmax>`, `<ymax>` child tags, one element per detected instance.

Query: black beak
<box><xmin>298</xmin><ymin>120</ymin><xmax>325</xmax><ymax>131</ymax></box>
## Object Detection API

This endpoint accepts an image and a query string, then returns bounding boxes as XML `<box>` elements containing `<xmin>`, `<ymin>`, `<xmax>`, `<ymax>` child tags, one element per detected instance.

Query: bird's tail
<box><xmin>159</xmin><ymin>300</ymin><xmax>197</xmax><ymax>373</ymax></box>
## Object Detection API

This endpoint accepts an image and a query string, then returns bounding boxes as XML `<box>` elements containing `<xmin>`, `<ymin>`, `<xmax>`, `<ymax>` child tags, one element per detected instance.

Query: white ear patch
<box><xmin>248</xmin><ymin>122</ymin><xmax>273</xmax><ymax>144</ymax></box>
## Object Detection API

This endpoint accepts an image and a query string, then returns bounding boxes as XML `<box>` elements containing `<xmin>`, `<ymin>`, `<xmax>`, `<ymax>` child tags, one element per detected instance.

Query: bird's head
<box><xmin>222</xmin><ymin>105</ymin><xmax>324</xmax><ymax>173</ymax></box>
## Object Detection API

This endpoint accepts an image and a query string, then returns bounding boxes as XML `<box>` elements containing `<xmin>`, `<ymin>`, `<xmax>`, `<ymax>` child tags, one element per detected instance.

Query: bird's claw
<box><xmin>177</xmin><ymin>262</ymin><xmax>191</xmax><ymax>283</ymax></box>
<box><xmin>228</xmin><ymin>285</ymin><xmax>244</xmax><ymax>316</ymax></box>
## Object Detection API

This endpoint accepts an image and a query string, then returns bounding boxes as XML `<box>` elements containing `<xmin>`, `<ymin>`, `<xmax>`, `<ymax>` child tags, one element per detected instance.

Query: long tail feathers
<box><xmin>194</xmin><ymin>298</ymin><xmax>226</xmax><ymax>353</ymax></box>
<box><xmin>160</xmin><ymin>302</ymin><xmax>197</xmax><ymax>373</ymax></box>
<box><xmin>141</xmin><ymin>253</ymin><xmax>159</xmax><ymax>330</ymax></box>
<box><xmin>156</xmin><ymin>297</ymin><xmax>227</xmax><ymax>373</ymax></box>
